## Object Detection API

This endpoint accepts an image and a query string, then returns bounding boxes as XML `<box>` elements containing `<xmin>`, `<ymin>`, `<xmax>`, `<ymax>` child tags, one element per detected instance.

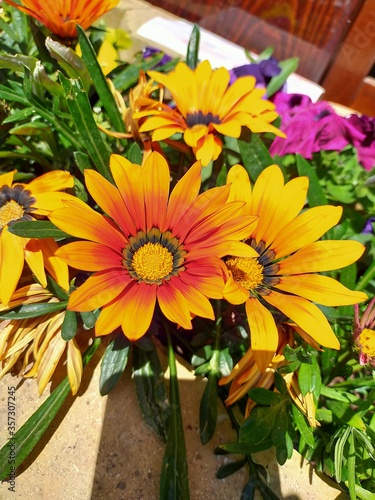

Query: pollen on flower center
<box><xmin>226</xmin><ymin>256</ymin><xmax>264</xmax><ymax>291</ymax></box>
<box><xmin>132</xmin><ymin>242</ymin><xmax>174</xmax><ymax>282</ymax></box>
<box><xmin>0</xmin><ymin>199</ymin><xmax>25</xmax><ymax>229</ymax></box>
<box><xmin>358</xmin><ymin>328</ymin><xmax>375</xmax><ymax>358</ymax></box>
<box><xmin>0</xmin><ymin>184</ymin><xmax>36</xmax><ymax>231</ymax></box>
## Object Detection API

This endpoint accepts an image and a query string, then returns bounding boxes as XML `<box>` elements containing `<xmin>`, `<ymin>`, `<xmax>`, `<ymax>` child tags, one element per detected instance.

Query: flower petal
<box><xmin>0</xmin><ymin>229</ymin><xmax>26</xmax><ymax>305</ymax></box>
<box><xmin>143</xmin><ymin>152</ymin><xmax>169</xmax><ymax>231</ymax></box>
<box><xmin>275</xmin><ymin>274</ymin><xmax>368</xmax><ymax>306</ymax></box>
<box><xmin>84</xmin><ymin>168</ymin><xmax>136</xmax><ymax>235</ymax></box>
<box><xmin>57</xmin><ymin>241</ymin><xmax>123</xmax><ymax>271</ymax></box>
<box><xmin>278</xmin><ymin>240</ymin><xmax>366</xmax><ymax>274</ymax></box>
<box><xmin>271</xmin><ymin>206</ymin><xmax>343</xmax><ymax>258</ymax></box>
<box><xmin>264</xmin><ymin>291</ymin><xmax>340</xmax><ymax>349</ymax></box>
<box><xmin>120</xmin><ymin>281</ymin><xmax>157</xmax><ymax>340</ymax></box>
<box><xmin>157</xmin><ymin>284</ymin><xmax>192</xmax><ymax>329</ymax></box>
<box><xmin>110</xmin><ymin>154</ymin><xmax>146</xmax><ymax>231</ymax></box>
<box><xmin>50</xmin><ymin>199</ymin><xmax>127</xmax><ymax>249</ymax></box>
<box><xmin>68</xmin><ymin>270</ymin><xmax>131</xmax><ymax>311</ymax></box>
<box><xmin>245</xmin><ymin>297</ymin><xmax>279</xmax><ymax>372</ymax></box>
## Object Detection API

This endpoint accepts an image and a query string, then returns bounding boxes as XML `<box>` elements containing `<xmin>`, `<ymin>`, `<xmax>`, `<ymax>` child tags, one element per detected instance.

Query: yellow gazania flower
<box><xmin>0</xmin><ymin>283</ymin><xmax>85</xmax><ymax>395</ymax></box>
<box><xmin>49</xmin><ymin>152</ymin><xmax>258</xmax><ymax>341</ymax></box>
<box><xmin>3</xmin><ymin>0</ymin><xmax>119</xmax><ymax>40</ymax></box>
<box><xmin>354</xmin><ymin>298</ymin><xmax>375</xmax><ymax>366</ymax></box>
<box><xmin>223</xmin><ymin>164</ymin><xmax>368</xmax><ymax>372</ymax></box>
<box><xmin>134</xmin><ymin>60</ymin><xmax>285</xmax><ymax>166</ymax></box>
<box><xmin>219</xmin><ymin>324</ymin><xmax>319</xmax><ymax>426</ymax></box>
<box><xmin>0</xmin><ymin>170</ymin><xmax>74</xmax><ymax>305</ymax></box>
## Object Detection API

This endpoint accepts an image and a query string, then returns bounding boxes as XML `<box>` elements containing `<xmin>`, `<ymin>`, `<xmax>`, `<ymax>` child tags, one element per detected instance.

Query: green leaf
<box><xmin>133</xmin><ymin>345</ymin><xmax>169</xmax><ymax>442</ymax></box>
<box><xmin>355</xmin><ymin>483</ymin><xmax>375</xmax><ymax>500</ymax></box>
<box><xmin>74</xmin><ymin>151</ymin><xmax>93</xmax><ymax>174</ymax></box>
<box><xmin>61</xmin><ymin>310</ymin><xmax>77</xmax><ymax>341</ymax></box>
<box><xmin>126</xmin><ymin>142</ymin><xmax>142</xmax><ymax>164</ymax></box>
<box><xmin>0</xmin><ymin>301</ymin><xmax>67</xmax><ymax>320</ymax></box>
<box><xmin>46</xmin><ymin>36</ymin><xmax>91</xmax><ymax>90</ymax></box>
<box><xmin>291</xmin><ymin>404</ymin><xmax>315</xmax><ymax>447</ymax></box>
<box><xmin>200</xmin><ymin>372</ymin><xmax>218</xmax><ymax>444</ymax></box>
<box><xmin>45</xmin><ymin>275</ymin><xmax>69</xmax><ymax>301</ymax></box>
<box><xmin>186</xmin><ymin>24</ymin><xmax>200</xmax><ymax>69</ymax></box>
<box><xmin>298</xmin><ymin>355</ymin><xmax>321</xmax><ymax>398</ymax></box>
<box><xmin>7</xmin><ymin>220</ymin><xmax>70</xmax><ymax>239</ymax></box>
<box><xmin>326</xmin><ymin>400</ymin><xmax>366</xmax><ymax>430</ymax></box>
<box><xmin>267</xmin><ymin>57</ymin><xmax>299</xmax><ymax>98</ymax></box>
<box><xmin>0</xmin><ymin>338</ymin><xmax>101</xmax><ymax>481</ymax></box>
<box><xmin>296</xmin><ymin>155</ymin><xmax>328</xmax><ymax>207</ymax></box>
<box><xmin>160</xmin><ymin>330</ymin><xmax>190</xmax><ymax>500</ymax></box>
<box><xmin>9</xmin><ymin>122</ymin><xmax>51</xmax><ymax>135</ymax></box>
<box><xmin>347</xmin><ymin>429</ymin><xmax>356</xmax><ymax>500</ymax></box>
<box><xmin>76</xmin><ymin>25</ymin><xmax>127</xmax><ymax>136</ymax></box>
<box><xmin>240</xmin><ymin>406</ymin><xmax>275</xmax><ymax>445</ymax></box>
<box><xmin>334</xmin><ymin>426</ymin><xmax>350</xmax><ymax>483</ymax></box>
<box><xmin>248</xmin><ymin>387</ymin><xmax>282</xmax><ymax>406</ymax></box>
<box><xmin>80</xmin><ymin>310</ymin><xmax>99</xmax><ymax>330</ymax></box>
<box><xmin>216</xmin><ymin>458</ymin><xmax>247</xmax><ymax>479</ymax></box>
<box><xmin>99</xmin><ymin>334</ymin><xmax>130</xmax><ymax>395</ymax></box>
<box><xmin>59</xmin><ymin>73</ymin><xmax>112</xmax><ymax>182</ymax></box>
<box><xmin>271</xmin><ymin>407</ymin><xmax>288</xmax><ymax>448</ymax></box>
<box><xmin>237</xmin><ymin>131</ymin><xmax>274</xmax><ymax>182</ymax></box>
<box><xmin>218</xmin><ymin>437</ymin><xmax>274</xmax><ymax>455</ymax></box>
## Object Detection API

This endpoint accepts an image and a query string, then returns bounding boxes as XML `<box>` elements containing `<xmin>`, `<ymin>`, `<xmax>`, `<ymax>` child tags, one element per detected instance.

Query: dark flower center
<box><xmin>0</xmin><ymin>185</ymin><xmax>36</xmax><ymax>231</ymax></box>
<box><xmin>185</xmin><ymin>111</ymin><xmax>221</xmax><ymax>127</ymax></box>
<box><xmin>122</xmin><ymin>228</ymin><xmax>186</xmax><ymax>285</ymax></box>
<box><xmin>226</xmin><ymin>238</ymin><xmax>280</xmax><ymax>296</ymax></box>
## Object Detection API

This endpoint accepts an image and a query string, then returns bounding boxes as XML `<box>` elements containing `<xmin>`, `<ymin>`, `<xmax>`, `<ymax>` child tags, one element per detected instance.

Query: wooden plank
<box><xmin>322</xmin><ymin>0</ymin><xmax>375</xmax><ymax>105</ymax></box>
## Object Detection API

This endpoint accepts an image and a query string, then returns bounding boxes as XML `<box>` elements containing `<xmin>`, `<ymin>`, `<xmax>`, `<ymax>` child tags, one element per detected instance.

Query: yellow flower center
<box><xmin>358</xmin><ymin>328</ymin><xmax>375</xmax><ymax>358</ymax></box>
<box><xmin>0</xmin><ymin>199</ymin><xmax>24</xmax><ymax>230</ymax></box>
<box><xmin>132</xmin><ymin>242</ymin><xmax>174</xmax><ymax>282</ymax></box>
<box><xmin>226</xmin><ymin>257</ymin><xmax>264</xmax><ymax>291</ymax></box>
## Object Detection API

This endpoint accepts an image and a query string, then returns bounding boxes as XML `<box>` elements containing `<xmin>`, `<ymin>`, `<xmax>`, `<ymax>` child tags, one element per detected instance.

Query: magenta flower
<box><xmin>269</xmin><ymin>94</ymin><xmax>365</xmax><ymax>160</ymax></box>
<box><xmin>346</xmin><ymin>114</ymin><xmax>375</xmax><ymax>171</ymax></box>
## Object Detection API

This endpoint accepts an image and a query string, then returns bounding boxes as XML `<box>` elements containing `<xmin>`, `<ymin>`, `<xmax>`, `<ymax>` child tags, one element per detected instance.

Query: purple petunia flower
<box><xmin>346</xmin><ymin>114</ymin><xmax>375</xmax><ymax>171</ymax></box>
<box><xmin>142</xmin><ymin>46</ymin><xmax>172</xmax><ymax>68</ymax></box>
<box><xmin>229</xmin><ymin>57</ymin><xmax>282</xmax><ymax>89</ymax></box>
<box><xmin>363</xmin><ymin>217</ymin><xmax>375</xmax><ymax>234</ymax></box>
<box><xmin>269</xmin><ymin>93</ymin><xmax>375</xmax><ymax>170</ymax></box>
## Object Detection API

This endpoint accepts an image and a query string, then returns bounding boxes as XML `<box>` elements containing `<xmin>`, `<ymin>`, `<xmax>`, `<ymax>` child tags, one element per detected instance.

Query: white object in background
<box><xmin>137</xmin><ymin>17</ymin><xmax>324</xmax><ymax>102</ymax></box>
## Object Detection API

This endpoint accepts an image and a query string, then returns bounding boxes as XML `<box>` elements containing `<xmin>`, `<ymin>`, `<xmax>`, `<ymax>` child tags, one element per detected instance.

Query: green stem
<box><xmin>355</xmin><ymin>260</ymin><xmax>375</xmax><ymax>291</ymax></box>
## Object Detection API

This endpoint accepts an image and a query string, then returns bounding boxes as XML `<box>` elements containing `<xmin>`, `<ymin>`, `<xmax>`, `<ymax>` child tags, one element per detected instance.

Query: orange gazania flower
<box><xmin>49</xmin><ymin>152</ymin><xmax>258</xmax><ymax>341</ymax></box>
<box><xmin>3</xmin><ymin>0</ymin><xmax>119</xmax><ymax>40</ymax></box>
<box><xmin>0</xmin><ymin>170</ymin><xmax>75</xmax><ymax>305</ymax></box>
<box><xmin>134</xmin><ymin>60</ymin><xmax>285</xmax><ymax>166</ymax></box>
<box><xmin>223</xmin><ymin>164</ymin><xmax>368</xmax><ymax>372</ymax></box>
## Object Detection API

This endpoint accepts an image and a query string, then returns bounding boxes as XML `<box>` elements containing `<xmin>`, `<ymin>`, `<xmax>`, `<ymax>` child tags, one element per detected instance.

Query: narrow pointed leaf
<box><xmin>0</xmin><ymin>301</ymin><xmax>67</xmax><ymax>320</ymax></box>
<box><xmin>76</xmin><ymin>25</ymin><xmax>127</xmax><ymax>136</ymax></box>
<box><xmin>238</xmin><ymin>131</ymin><xmax>274</xmax><ymax>181</ymax></box>
<box><xmin>296</xmin><ymin>154</ymin><xmax>328</xmax><ymax>207</ymax></box>
<box><xmin>61</xmin><ymin>310</ymin><xmax>78</xmax><ymax>341</ymax></box>
<box><xmin>133</xmin><ymin>345</ymin><xmax>169</xmax><ymax>441</ymax></box>
<box><xmin>160</xmin><ymin>332</ymin><xmax>190</xmax><ymax>500</ymax></box>
<box><xmin>99</xmin><ymin>334</ymin><xmax>130</xmax><ymax>395</ymax></box>
<box><xmin>8</xmin><ymin>220</ymin><xmax>70</xmax><ymax>239</ymax></box>
<box><xmin>186</xmin><ymin>24</ymin><xmax>200</xmax><ymax>69</ymax></box>
<box><xmin>200</xmin><ymin>372</ymin><xmax>218</xmax><ymax>444</ymax></box>
<box><xmin>59</xmin><ymin>73</ymin><xmax>112</xmax><ymax>182</ymax></box>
